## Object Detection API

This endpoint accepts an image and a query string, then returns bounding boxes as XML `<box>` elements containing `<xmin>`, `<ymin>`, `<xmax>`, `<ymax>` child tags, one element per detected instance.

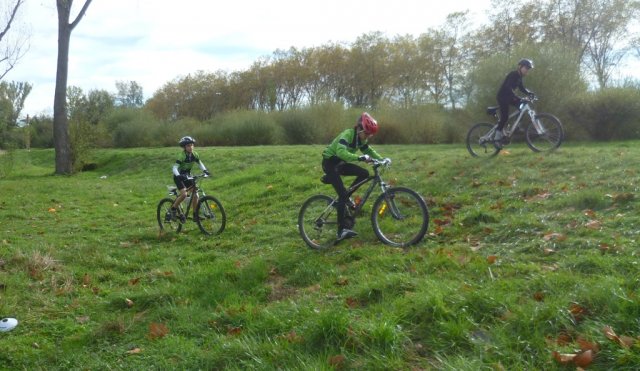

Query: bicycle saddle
<box><xmin>486</xmin><ymin>107</ymin><xmax>498</xmax><ymax>116</ymax></box>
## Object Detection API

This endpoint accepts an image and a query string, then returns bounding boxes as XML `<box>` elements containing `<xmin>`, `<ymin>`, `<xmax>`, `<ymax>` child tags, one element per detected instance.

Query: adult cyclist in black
<box><xmin>165</xmin><ymin>136</ymin><xmax>210</xmax><ymax>222</ymax></box>
<box><xmin>495</xmin><ymin>58</ymin><xmax>535</xmax><ymax>146</ymax></box>
<box><xmin>321</xmin><ymin>112</ymin><xmax>388</xmax><ymax>241</ymax></box>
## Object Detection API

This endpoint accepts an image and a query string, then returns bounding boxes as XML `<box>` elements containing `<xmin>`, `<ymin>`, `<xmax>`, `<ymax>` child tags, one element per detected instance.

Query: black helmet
<box><xmin>178</xmin><ymin>136</ymin><xmax>195</xmax><ymax>147</ymax></box>
<box><xmin>518</xmin><ymin>58</ymin><xmax>534</xmax><ymax>69</ymax></box>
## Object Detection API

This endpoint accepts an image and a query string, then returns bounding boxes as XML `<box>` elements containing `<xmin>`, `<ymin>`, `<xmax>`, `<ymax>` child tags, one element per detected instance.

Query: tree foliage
<box><xmin>115</xmin><ymin>80</ymin><xmax>144</xmax><ymax>108</ymax></box>
<box><xmin>144</xmin><ymin>0</ymin><xmax>638</xmax><ymax>123</ymax></box>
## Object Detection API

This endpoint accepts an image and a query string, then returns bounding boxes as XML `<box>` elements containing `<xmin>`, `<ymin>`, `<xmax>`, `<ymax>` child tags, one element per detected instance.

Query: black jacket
<box><xmin>497</xmin><ymin>70</ymin><xmax>530</xmax><ymax>103</ymax></box>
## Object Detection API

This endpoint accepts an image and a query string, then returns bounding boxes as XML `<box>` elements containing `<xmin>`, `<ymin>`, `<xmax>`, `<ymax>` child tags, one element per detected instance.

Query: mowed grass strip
<box><xmin>0</xmin><ymin>142</ymin><xmax>638</xmax><ymax>369</ymax></box>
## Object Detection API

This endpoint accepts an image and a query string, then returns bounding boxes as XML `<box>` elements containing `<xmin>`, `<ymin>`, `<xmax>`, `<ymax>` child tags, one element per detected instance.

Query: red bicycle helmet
<box><xmin>359</xmin><ymin>112</ymin><xmax>378</xmax><ymax>135</ymax></box>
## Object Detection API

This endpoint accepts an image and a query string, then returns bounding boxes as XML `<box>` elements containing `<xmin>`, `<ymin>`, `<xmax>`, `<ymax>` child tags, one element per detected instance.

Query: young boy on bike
<box><xmin>495</xmin><ymin>58</ymin><xmax>536</xmax><ymax>146</ymax></box>
<box><xmin>321</xmin><ymin>112</ymin><xmax>387</xmax><ymax>241</ymax></box>
<box><xmin>165</xmin><ymin>136</ymin><xmax>210</xmax><ymax>222</ymax></box>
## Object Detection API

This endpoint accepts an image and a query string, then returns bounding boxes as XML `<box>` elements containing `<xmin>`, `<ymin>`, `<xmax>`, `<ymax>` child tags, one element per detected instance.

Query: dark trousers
<box><xmin>322</xmin><ymin>157</ymin><xmax>369</xmax><ymax>232</ymax></box>
<box><xmin>497</xmin><ymin>97</ymin><xmax>520</xmax><ymax>131</ymax></box>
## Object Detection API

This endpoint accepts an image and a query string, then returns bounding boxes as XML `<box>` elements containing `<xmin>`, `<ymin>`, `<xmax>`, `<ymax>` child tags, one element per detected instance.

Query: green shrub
<box><xmin>107</xmin><ymin>108</ymin><xmax>159</xmax><ymax>147</ymax></box>
<box><xmin>566</xmin><ymin>88</ymin><xmax>640</xmax><ymax>141</ymax></box>
<box><xmin>277</xmin><ymin>110</ymin><xmax>319</xmax><ymax>144</ymax></box>
<box><xmin>208</xmin><ymin>110</ymin><xmax>280</xmax><ymax>146</ymax></box>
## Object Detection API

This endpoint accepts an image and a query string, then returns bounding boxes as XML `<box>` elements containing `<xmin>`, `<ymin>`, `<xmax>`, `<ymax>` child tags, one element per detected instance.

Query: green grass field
<box><xmin>0</xmin><ymin>142</ymin><xmax>639</xmax><ymax>370</ymax></box>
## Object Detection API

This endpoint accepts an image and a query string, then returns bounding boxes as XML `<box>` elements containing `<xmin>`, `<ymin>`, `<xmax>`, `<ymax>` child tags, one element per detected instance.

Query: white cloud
<box><xmin>11</xmin><ymin>0</ymin><xmax>492</xmax><ymax>116</ymax></box>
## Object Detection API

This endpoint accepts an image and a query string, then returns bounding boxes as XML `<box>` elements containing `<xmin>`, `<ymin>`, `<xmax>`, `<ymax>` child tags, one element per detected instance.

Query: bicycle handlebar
<box><xmin>372</xmin><ymin>158</ymin><xmax>392</xmax><ymax>167</ymax></box>
<box><xmin>185</xmin><ymin>173</ymin><xmax>210</xmax><ymax>181</ymax></box>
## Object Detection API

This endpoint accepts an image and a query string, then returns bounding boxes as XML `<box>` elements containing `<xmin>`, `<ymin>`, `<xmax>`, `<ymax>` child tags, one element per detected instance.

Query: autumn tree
<box><xmin>53</xmin><ymin>0</ymin><xmax>92</xmax><ymax>175</ymax></box>
<box><xmin>345</xmin><ymin>32</ymin><xmax>391</xmax><ymax>108</ymax></box>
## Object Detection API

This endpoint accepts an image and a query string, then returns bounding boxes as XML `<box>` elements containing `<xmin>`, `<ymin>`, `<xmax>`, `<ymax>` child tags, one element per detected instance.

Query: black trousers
<box><xmin>497</xmin><ymin>97</ymin><xmax>521</xmax><ymax>131</ymax></box>
<box><xmin>322</xmin><ymin>157</ymin><xmax>369</xmax><ymax>232</ymax></box>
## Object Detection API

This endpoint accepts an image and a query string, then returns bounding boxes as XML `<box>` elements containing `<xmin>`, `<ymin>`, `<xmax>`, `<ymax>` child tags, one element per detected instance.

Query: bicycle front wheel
<box><xmin>525</xmin><ymin>113</ymin><xmax>564</xmax><ymax>152</ymax></box>
<box><xmin>371</xmin><ymin>187</ymin><xmax>429</xmax><ymax>247</ymax></box>
<box><xmin>196</xmin><ymin>196</ymin><xmax>226</xmax><ymax>235</ymax></box>
<box><xmin>466</xmin><ymin>122</ymin><xmax>500</xmax><ymax>158</ymax></box>
<box><xmin>298</xmin><ymin>195</ymin><xmax>337</xmax><ymax>250</ymax></box>
<box><xmin>157</xmin><ymin>198</ymin><xmax>182</xmax><ymax>233</ymax></box>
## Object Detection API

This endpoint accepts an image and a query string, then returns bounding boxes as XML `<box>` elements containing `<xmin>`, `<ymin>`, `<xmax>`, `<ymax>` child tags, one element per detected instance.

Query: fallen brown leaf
<box><xmin>227</xmin><ymin>326</ymin><xmax>242</xmax><ymax>336</ymax></box>
<box><xmin>574</xmin><ymin>349</ymin><xmax>594</xmax><ymax>367</ymax></box>
<box><xmin>148</xmin><ymin>322</ymin><xmax>169</xmax><ymax>339</ymax></box>
<box><xmin>552</xmin><ymin>351</ymin><xmax>576</xmax><ymax>364</ymax></box>
<box><xmin>328</xmin><ymin>354</ymin><xmax>346</xmax><ymax>368</ymax></box>
<box><xmin>585</xmin><ymin>220</ymin><xmax>601</xmax><ymax>229</ymax></box>
<box><xmin>126</xmin><ymin>348</ymin><xmax>142</xmax><ymax>355</ymax></box>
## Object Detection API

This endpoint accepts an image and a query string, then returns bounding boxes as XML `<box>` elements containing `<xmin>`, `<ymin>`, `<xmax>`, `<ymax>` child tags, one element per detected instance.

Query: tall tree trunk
<box><xmin>53</xmin><ymin>0</ymin><xmax>92</xmax><ymax>175</ymax></box>
<box><xmin>53</xmin><ymin>8</ymin><xmax>72</xmax><ymax>174</ymax></box>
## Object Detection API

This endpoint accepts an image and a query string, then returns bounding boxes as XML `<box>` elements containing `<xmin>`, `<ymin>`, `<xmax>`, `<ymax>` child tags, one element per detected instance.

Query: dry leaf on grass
<box><xmin>148</xmin><ymin>322</ymin><xmax>169</xmax><ymax>339</ymax></box>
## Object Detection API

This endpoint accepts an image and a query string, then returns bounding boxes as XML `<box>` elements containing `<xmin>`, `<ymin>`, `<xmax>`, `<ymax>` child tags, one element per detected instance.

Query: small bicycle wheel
<box><xmin>466</xmin><ymin>122</ymin><xmax>500</xmax><ymax>158</ymax></box>
<box><xmin>195</xmin><ymin>195</ymin><xmax>226</xmax><ymax>235</ymax></box>
<box><xmin>525</xmin><ymin>113</ymin><xmax>564</xmax><ymax>152</ymax></box>
<box><xmin>157</xmin><ymin>198</ymin><xmax>182</xmax><ymax>233</ymax></box>
<box><xmin>298</xmin><ymin>194</ymin><xmax>337</xmax><ymax>250</ymax></box>
<box><xmin>371</xmin><ymin>187</ymin><xmax>429</xmax><ymax>247</ymax></box>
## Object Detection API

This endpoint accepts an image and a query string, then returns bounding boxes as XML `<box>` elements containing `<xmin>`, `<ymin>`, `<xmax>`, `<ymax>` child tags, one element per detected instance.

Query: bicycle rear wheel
<box><xmin>195</xmin><ymin>196</ymin><xmax>226</xmax><ymax>235</ymax></box>
<box><xmin>298</xmin><ymin>195</ymin><xmax>337</xmax><ymax>250</ymax></box>
<box><xmin>371</xmin><ymin>187</ymin><xmax>429</xmax><ymax>247</ymax></box>
<box><xmin>466</xmin><ymin>122</ymin><xmax>500</xmax><ymax>158</ymax></box>
<box><xmin>525</xmin><ymin>113</ymin><xmax>564</xmax><ymax>152</ymax></box>
<box><xmin>157</xmin><ymin>198</ymin><xmax>182</xmax><ymax>233</ymax></box>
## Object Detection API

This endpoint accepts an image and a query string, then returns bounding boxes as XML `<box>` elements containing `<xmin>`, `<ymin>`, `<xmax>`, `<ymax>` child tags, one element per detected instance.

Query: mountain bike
<box><xmin>466</xmin><ymin>96</ymin><xmax>564</xmax><ymax>158</ymax></box>
<box><xmin>156</xmin><ymin>173</ymin><xmax>226</xmax><ymax>235</ymax></box>
<box><xmin>298</xmin><ymin>159</ymin><xmax>429</xmax><ymax>249</ymax></box>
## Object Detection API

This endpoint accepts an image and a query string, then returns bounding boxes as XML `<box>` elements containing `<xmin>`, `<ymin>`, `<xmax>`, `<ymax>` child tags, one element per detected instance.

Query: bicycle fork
<box><xmin>379</xmin><ymin>193</ymin><xmax>404</xmax><ymax>220</ymax></box>
<box><xmin>529</xmin><ymin>111</ymin><xmax>546</xmax><ymax>135</ymax></box>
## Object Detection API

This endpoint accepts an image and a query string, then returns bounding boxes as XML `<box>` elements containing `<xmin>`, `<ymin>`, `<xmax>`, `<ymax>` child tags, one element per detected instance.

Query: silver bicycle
<box><xmin>466</xmin><ymin>96</ymin><xmax>564</xmax><ymax>157</ymax></box>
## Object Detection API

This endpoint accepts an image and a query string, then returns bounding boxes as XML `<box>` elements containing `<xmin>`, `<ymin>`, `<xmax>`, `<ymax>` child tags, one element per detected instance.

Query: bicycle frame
<box><xmin>483</xmin><ymin>97</ymin><xmax>545</xmax><ymax>141</ymax></box>
<box><xmin>321</xmin><ymin>160</ymin><xmax>401</xmax><ymax>221</ymax></box>
<box><xmin>168</xmin><ymin>174</ymin><xmax>208</xmax><ymax>218</ymax></box>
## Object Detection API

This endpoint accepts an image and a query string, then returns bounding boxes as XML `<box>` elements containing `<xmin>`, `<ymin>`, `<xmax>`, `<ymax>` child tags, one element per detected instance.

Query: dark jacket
<box><xmin>497</xmin><ymin>70</ymin><xmax>530</xmax><ymax>103</ymax></box>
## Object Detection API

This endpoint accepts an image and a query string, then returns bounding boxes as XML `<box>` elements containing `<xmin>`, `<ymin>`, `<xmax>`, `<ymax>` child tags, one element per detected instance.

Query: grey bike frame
<box><xmin>482</xmin><ymin>99</ymin><xmax>546</xmax><ymax>141</ymax></box>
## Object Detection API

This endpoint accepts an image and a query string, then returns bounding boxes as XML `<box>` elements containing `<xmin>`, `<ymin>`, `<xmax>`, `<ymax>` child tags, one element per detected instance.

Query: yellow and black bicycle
<box><xmin>298</xmin><ymin>159</ymin><xmax>429</xmax><ymax>249</ymax></box>
<box><xmin>156</xmin><ymin>173</ymin><xmax>226</xmax><ymax>235</ymax></box>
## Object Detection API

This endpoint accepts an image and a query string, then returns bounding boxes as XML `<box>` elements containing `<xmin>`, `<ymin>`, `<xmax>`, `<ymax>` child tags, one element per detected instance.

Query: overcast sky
<box><xmin>8</xmin><ymin>0</ymin><xmax>493</xmax><ymax>117</ymax></box>
<box><xmin>7</xmin><ymin>0</ymin><xmax>639</xmax><ymax>117</ymax></box>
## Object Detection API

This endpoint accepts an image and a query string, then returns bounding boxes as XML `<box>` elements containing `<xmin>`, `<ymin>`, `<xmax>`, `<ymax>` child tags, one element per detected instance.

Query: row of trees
<box><xmin>145</xmin><ymin>0</ymin><xmax>640</xmax><ymax>121</ymax></box>
<box><xmin>1</xmin><ymin>0</ymin><xmax>640</xmax><ymax>174</ymax></box>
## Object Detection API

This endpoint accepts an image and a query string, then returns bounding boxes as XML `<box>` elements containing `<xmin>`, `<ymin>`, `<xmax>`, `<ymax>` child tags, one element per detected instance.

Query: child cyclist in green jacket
<box><xmin>165</xmin><ymin>136</ymin><xmax>210</xmax><ymax>223</ymax></box>
<box><xmin>321</xmin><ymin>112</ymin><xmax>389</xmax><ymax>241</ymax></box>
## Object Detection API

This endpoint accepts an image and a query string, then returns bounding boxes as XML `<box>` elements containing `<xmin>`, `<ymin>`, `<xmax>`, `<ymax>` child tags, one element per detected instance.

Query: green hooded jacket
<box><xmin>322</xmin><ymin>128</ymin><xmax>382</xmax><ymax>162</ymax></box>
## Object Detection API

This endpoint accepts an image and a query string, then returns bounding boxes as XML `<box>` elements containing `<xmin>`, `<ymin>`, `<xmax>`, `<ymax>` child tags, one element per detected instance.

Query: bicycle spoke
<box><xmin>196</xmin><ymin>196</ymin><xmax>226</xmax><ymax>235</ymax></box>
<box><xmin>372</xmin><ymin>188</ymin><xmax>429</xmax><ymax>247</ymax></box>
<box><xmin>298</xmin><ymin>195</ymin><xmax>337</xmax><ymax>250</ymax></box>
<box><xmin>157</xmin><ymin>198</ymin><xmax>182</xmax><ymax>234</ymax></box>
<box><xmin>526</xmin><ymin>113</ymin><xmax>563</xmax><ymax>152</ymax></box>
<box><xmin>467</xmin><ymin>123</ymin><xmax>500</xmax><ymax>158</ymax></box>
